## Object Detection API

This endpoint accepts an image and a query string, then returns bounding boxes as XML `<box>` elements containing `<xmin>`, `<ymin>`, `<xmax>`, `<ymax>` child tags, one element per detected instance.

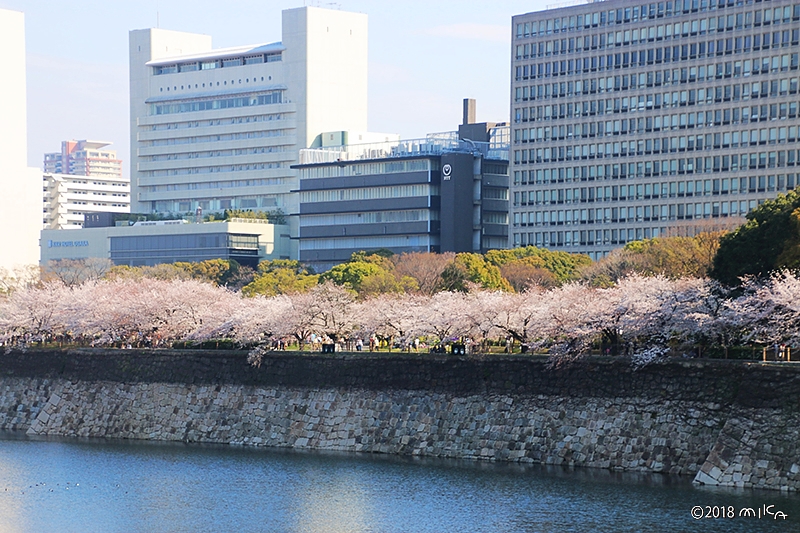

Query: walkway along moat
<box><xmin>0</xmin><ymin>349</ymin><xmax>798</xmax><ymax>491</ymax></box>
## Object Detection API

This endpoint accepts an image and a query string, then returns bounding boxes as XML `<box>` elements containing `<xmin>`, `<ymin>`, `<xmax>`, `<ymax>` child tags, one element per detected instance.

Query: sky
<box><xmin>1</xmin><ymin>0</ymin><xmax>553</xmax><ymax>176</ymax></box>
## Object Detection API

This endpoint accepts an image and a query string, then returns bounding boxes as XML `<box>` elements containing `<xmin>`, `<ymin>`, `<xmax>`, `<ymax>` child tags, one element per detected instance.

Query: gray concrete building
<box><xmin>293</xmin><ymin>102</ymin><xmax>509</xmax><ymax>271</ymax></box>
<box><xmin>511</xmin><ymin>0</ymin><xmax>800</xmax><ymax>259</ymax></box>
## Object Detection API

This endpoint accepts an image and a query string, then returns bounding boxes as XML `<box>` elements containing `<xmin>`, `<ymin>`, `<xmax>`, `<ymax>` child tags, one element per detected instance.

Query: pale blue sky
<box><xmin>2</xmin><ymin>0</ymin><xmax>551</xmax><ymax>175</ymax></box>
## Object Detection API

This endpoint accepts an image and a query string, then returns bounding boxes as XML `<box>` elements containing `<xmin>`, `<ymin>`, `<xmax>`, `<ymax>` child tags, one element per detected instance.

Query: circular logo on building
<box><xmin>442</xmin><ymin>164</ymin><xmax>452</xmax><ymax>180</ymax></box>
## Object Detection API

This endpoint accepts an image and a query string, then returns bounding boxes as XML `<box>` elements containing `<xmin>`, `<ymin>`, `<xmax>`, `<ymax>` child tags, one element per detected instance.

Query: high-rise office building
<box><xmin>511</xmin><ymin>0</ymin><xmax>800</xmax><ymax>259</ymax></box>
<box><xmin>129</xmin><ymin>6</ymin><xmax>368</xmax><ymax>258</ymax></box>
<box><xmin>43</xmin><ymin>140</ymin><xmax>122</xmax><ymax>178</ymax></box>
<box><xmin>0</xmin><ymin>8</ymin><xmax>42</xmax><ymax>269</ymax></box>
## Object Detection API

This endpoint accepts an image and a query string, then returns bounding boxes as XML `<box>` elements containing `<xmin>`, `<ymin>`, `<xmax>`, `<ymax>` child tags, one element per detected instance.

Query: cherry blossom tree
<box><xmin>413</xmin><ymin>291</ymin><xmax>473</xmax><ymax>346</ymax></box>
<box><xmin>0</xmin><ymin>281</ymin><xmax>70</xmax><ymax>345</ymax></box>
<box><xmin>353</xmin><ymin>293</ymin><xmax>423</xmax><ymax>351</ymax></box>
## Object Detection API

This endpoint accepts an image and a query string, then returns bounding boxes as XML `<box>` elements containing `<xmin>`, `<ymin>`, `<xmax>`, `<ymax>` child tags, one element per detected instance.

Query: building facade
<box><xmin>511</xmin><ymin>0</ymin><xmax>800</xmax><ymax>259</ymax></box>
<box><xmin>129</xmin><ymin>6</ymin><xmax>368</xmax><ymax>260</ymax></box>
<box><xmin>0</xmin><ymin>8</ymin><xmax>42</xmax><ymax>269</ymax></box>
<box><xmin>43</xmin><ymin>172</ymin><xmax>131</xmax><ymax>229</ymax></box>
<box><xmin>41</xmin><ymin>218</ymin><xmax>291</xmax><ymax>269</ymax></box>
<box><xmin>294</xmin><ymin>122</ymin><xmax>509</xmax><ymax>272</ymax></box>
<box><xmin>43</xmin><ymin>140</ymin><xmax>122</xmax><ymax>178</ymax></box>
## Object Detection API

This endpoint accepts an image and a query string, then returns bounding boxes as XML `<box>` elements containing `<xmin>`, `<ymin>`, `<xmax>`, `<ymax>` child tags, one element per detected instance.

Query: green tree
<box><xmin>319</xmin><ymin>261</ymin><xmax>386</xmax><ymax>292</ymax></box>
<box><xmin>711</xmin><ymin>190</ymin><xmax>800</xmax><ymax>285</ymax></box>
<box><xmin>485</xmin><ymin>246</ymin><xmax>591</xmax><ymax>283</ymax></box>
<box><xmin>241</xmin><ymin>259</ymin><xmax>318</xmax><ymax>297</ymax></box>
<box><xmin>439</xmin><ymin>253</ymin><xmax>513</xmax><ymax>292</ymax></box>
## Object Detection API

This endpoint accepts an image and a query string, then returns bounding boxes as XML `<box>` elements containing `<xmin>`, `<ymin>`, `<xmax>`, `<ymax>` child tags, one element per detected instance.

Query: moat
<box><xmin>1</xmin><ymin>434</ymin><xmax>798</xmax><ymax>533</ymax></box>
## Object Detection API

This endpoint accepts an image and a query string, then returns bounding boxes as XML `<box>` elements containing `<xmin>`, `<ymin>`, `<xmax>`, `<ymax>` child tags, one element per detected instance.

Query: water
<box><xmin>0</xmin><ymin>434</ymin><xmax>798</xmax><ymax>533</ymax></box>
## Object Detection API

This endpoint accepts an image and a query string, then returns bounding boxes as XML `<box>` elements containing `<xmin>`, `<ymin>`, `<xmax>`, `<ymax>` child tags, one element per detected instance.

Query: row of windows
<box><xmin>299</xmin><ymin>209</ymin><xmax>436</xmax><ymax>227</ymax></box>
<box><xmin>514</xmin><ymin>50</ymin><xmax>799</xmax><ymax>86</ymax></box>
<box><xmin>483</xmin><ymin>213</ymin><xmax>510</xmax><ymax>224</ymax></box>
<box><xmin>514</xmin><ymin>1</ymin><xmax>794</xmax><ymax>39</ymax></box>
<box><xmin>519</xmin><ymin>122</ymin><xmax>800</xmax><ymax>148</ymax></box>
<box><xmin>152</xmin><ymin>195</ymin><xmax>281</xmax><ymax>214</ymax></box>
<box><xmin>299</xmin><ymin>235</ymin><xmax>434</xmax><ymax>251</ymax></box>
<box><xmin>515</xmin><ymin>146</ymin><xmax>800</xmax><ymax>168</ymax></box>
<box><xmin>514</xmin><ymin>85</ymin><xmax>798</xmax><ymax>124</ymax></box>
<box><xmin>512</xmin><ymin>199</ymin><xmax>759</xmax><ymax>228</ymax></box>
<box><xmin>149</xmin><ymin>114</ymin><xmax>285</xmax><ymax>131</ymax></box>
<box><xmin>148</xmin><ymin>129</ymin><xmax>289</xmax><ymax>147</ymax></box>
<box><xmin>512</xmin><ymin>226</ymin><xmax>695</xmax><ymax>253</ymax></box>
<box><xmin>299</xmin><ymin>185</ymin><xmax>438</xmax><ymax>204</ymax></box>
<box><xmin>298</xmin><ymin>159</ymin><xmax>433</xmax><ymax>180</ymax></box>
<box><xmin>153</xmin><ymin>52</ymin><xmax>282</xmax><ymax>75</ymax></box>
<box><xmin>148</xmin><ymin>163</ymin><xmax>285</xmax><ymax>178</ymax></box>
<box><xmin>513</xmin><ymin>174</ymin><xmax>798</xmax><ymax>203</ymax></box>
<box><xmin>515</xmin><ymin>160</ymin><xmax>800</xmax><ymax>181</ymax></box>
<box><xmin>514</xmin><ymin>60</ymin><xmax>800</xmax><ymax>105</ymax></box>
<box><xmin>483</xmin><ymin>187</ymin><xmax>510</xmax><ymax>200</ymax></box>
<box><xmin>158</xmin><ymin>76</ymin><xmax>274</xmax><ymax>94</ymax></box>
<box><xmin>148</xmin><ymin>146</ymin><xmax>286</xmax><ymax>162</ymax></box>
<box><xmin>150</xmin><ymin>91</ymin><xmax>283</xmax><ymax>116</ymax></box>
<box><xmin>515</xmin><ymin>11</ymin><xmax>800</xmax><ymax>60</ymax></box>
<box><xmin>146</xmin><ymin>177</ymin><xmax>286</xmax><ymax>193</ymax></box>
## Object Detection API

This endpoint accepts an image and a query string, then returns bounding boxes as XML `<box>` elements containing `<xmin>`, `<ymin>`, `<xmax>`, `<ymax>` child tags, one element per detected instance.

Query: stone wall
<box><xmin>0</xmin><ymin>349</ymin><xmax>799</xmax><ymax>491</ymax></box>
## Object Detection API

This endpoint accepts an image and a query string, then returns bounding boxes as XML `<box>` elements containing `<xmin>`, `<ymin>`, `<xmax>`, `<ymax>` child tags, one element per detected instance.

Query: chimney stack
<box><xmin>462</xmin><ymin>98</ymin><xmax>476</xmax><ymax>125</ymax></box>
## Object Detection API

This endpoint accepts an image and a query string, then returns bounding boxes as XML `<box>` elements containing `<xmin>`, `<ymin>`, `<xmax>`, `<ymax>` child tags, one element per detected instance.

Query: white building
<box><xmin>0</xmin><ymin>9</ymin><xmax>41</xmax><ymax>270</ymax></box>
<box><xmin>43</xmin><ymin>140</ymin><xmax>123</xmax><ymax>179</ymax></box>
<box><xmin>43</xmin><ymin>172</ymin><xmax>131</xmax><ymax>229</ymax></box>
<box><xmin>129</xmin><ymin>6</ymin><xmax>369</xmax><ymax>257</ymax></box>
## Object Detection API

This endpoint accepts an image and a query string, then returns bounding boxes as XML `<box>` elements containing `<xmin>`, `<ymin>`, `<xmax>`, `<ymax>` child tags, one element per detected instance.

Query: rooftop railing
<box><xmin>299</xmin><ymin>131</ymin><xmax>509</xmax><ymax>165</ymax></box>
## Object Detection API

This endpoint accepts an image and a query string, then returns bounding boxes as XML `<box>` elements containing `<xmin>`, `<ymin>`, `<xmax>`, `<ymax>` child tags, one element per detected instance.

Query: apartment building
<box><xmin>43</xmin><ymin>172</ymin><xmax>130</xmax><ymax>229</ymax></box>
<box><xmin>43</xmin><ymin>140</ymin><xmax>122</xmax><ymax>178</ymax></box>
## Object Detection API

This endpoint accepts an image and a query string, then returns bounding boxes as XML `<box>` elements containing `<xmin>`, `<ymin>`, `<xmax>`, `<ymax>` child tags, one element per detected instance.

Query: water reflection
<box><xmin>291</xmin><ymin>471</ymin><xmax>372</xmax><ymax>533</ymax></box>
<box><xmin>0</xmin><ymin>451</ymin><xmax>25</xmax><ymax>533</ymax></box>
<box><xmin>0</xmin><ymin>434</ymin><xmax>797</xmax><ymax>533</ymax></box>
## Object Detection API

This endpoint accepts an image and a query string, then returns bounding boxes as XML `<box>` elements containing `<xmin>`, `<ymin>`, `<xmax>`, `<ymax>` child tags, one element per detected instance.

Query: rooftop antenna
<box><xmin>156</xmin><ymin>0</ymin><xmax>160</xmax><ymax>28</ymax></box>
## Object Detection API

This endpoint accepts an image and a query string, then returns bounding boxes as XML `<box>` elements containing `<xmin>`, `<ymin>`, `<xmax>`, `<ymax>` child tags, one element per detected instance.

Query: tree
<box><xmin>499</xmin><ymin>260</ymin><xmax>558</xmax><ymax>291</ymax></box>
<box><xmin>0</xmin><ymin>281</ymin><xmax>70</xmax><ymax>345</ymax></box>
<box><xmin>319</xmin><ymin>261</ymin><xmax>385</xmax><ymax>291</ymax></box>
<box><xmin>413</xmin><ymin>292</ymin><xmax>472</xmax><ymax>345</ymax></box>
<box><xmin>390</xmin><ymin>252</ymin><xmax>455</xmax><ymax>295</ymax></box>
<box><xmin>353</xmin><ymin>293</ymin><xmax>422</xmax><ymax>350</ymax></box>
<box><xmin>0</xmin><ymin>265</ymin><xmax>41</xmax><ymax>295</ymax></box>
<box><xmin>318</xmin><ymin>253</ymin><xmax>418</xmax><ymax>298</ymax></box>
<box><xmin>43</xmin><ymin>258</ymin><xmax>113</xmax><ymax>288</ymax></box>
<box><xmin>304</xmin><ymin>281</ymin><xmax>356</xmax><ymax>342</ymax></box>
<box><xmin>711</xmin><ymin>190</ymin><xmax>800</xmax><ymax>285</ymax></box>
<box><xmin>485</xmin><ymin>246</ymin><xmax>591</xmax><ymax>283</ymax></box>
<box><xmin>439</xmin><ymin>253</ymin><xmax>512</xmax><ymax>292</ymax></box>
<box><xmin>621</xmin><ymin>233</ymin><xmax>725</xmax><ymax>278</ymax></box>
<box><xmin>105</xmin><ymin>263</ymin><xmax>193</xmax><ymax>282</ymax></box>
<box><xmin>242</xmin><ymin>260</ymin><xmax>318</xmax><ymax>297</ymax></box>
